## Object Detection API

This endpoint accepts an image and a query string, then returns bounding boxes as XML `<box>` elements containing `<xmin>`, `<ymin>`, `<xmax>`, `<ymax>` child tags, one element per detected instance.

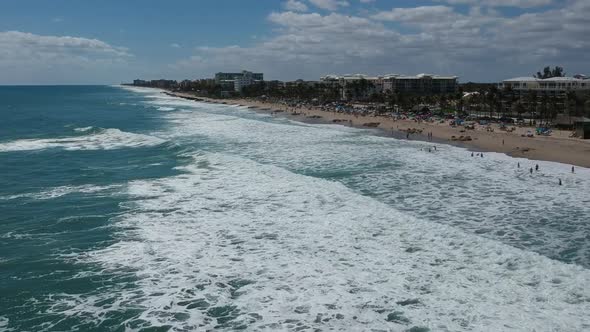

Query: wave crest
<box><xmin>0</xmin><ymin>128</ymin><xmax>166</xmax><ymax>152</ymax></box>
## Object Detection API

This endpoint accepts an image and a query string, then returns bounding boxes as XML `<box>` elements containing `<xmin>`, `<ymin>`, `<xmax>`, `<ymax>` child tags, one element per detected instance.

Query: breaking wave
<box><xmin>0</xmin><ymin>184</ymin><xmax>123</xmax><ymax>201</ymax></box>
<box><xmin>47</xmin><ymin>153</ymin><xmax>590</xmax><ymax>331</ymax></box>
<box><xmin>0</xmin><ymin>128</ymin><xmax>166</xmax><ymax>152</ymax></box>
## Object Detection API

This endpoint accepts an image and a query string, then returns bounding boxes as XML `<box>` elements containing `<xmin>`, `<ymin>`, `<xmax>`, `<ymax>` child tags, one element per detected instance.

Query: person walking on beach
<box><xmin>502</xmin><ymin>139</ymin><xmax>505</xmax><ymax>146</ymax></box>
<box><xmin>535</xmin><ymin>164</ymin><xmax>539</xmax><ymax>171</ymax></box>
<box><xmin>518</xmin><ymin>162</ymin><xmax>520</xmax><ymax>168</ymax></box>
<box><xmin>572</xmin><ymin>166</ymin><xmax>575</xmax><ymax>173</ymax></box>
<box><xmin>481</xmin><ymin>153</ymin><xmax>483</xmax><ymax>158</ymax></box>
<box><xmin>559</xmin><ymin>178</ymin><xmax>562</xmax><ymax>186</ymax></box>
<box><xmin>471</xmin><ymin>152</ymin><xmax>474</xmax><ymax>157</ymax></box>
<box><xmin>530</xmin><ymin>167</ymin><xmax>533</xmax><ymax>174</ymax></box>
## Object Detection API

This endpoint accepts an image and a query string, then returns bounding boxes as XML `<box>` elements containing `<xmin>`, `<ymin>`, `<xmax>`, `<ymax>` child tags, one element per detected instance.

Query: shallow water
<box><xmin>0</xmin><ymin>86</ymin><xmax>588</xmax><ymax>331</ymax></box>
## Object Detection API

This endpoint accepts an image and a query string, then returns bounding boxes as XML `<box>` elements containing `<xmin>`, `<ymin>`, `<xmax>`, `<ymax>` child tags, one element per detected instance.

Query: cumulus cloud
<box><xmin>172</xmin><ymin>0</ymin><xmax>590</xmax><ymax>81</ymax></box>
<box><xmin>0</xmin><ymin>31</ymin><xmax>131</xmax><ymax>84</ymax></box>
<box><xmin>436</xmin><ymin>0</ymin><xmax>553</xmax><ymax>8</ymax></box>
<box><xmin>371</xmin><ymin>6</ymin><xmax>457</xmax><ymax>22</ymax></box>
<box><xmin>284</xmin><ymin>0</ymin><xmax>308</xmax><ymax>12</ymax></box>
<box><xmin>308</xmin><ymin>0</ymin><xmax>350</xmax><ymax>11</ymax></box>
<box><xmin>0</xmin><ymin>31</ymin><xmax>130</xmax><ymax>63</ymax></box>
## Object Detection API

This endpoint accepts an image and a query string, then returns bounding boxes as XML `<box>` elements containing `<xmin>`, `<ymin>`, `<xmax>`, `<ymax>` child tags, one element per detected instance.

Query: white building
<box><xmin>214</xmin><ymin>70</ymin><xmax>264</xmax><ymax>92</ymax></box>
<box><xmin>320</xmin><ymin>74</ymin><xmax>383</xmax><ymax>99</ymax></box>
<box><xmin>498</xmin><ymin>76</ymin><xmax>590</xmax><ymax>95</ymax></box>
<box><xmin>234</xmin><ymin>74</ymin><xmax>253</xmax><ymax>92</ymax></box>
<box><xmin>320</xmin><ymin>73</ymin><xmax>458</xmax><ymax>99</ymax></box>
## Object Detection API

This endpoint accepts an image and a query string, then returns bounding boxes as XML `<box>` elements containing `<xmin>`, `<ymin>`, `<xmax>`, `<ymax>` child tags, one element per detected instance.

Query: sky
<box><xmin>0</xmin><ymin>0</ymin><xmax>588</xmax><ymax>84</ymax></box>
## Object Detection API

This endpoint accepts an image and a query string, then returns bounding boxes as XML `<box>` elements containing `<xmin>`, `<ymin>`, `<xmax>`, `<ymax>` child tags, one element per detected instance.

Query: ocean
<box><xmin>0</xmin><ymin>85</ymin><xmax>588</xmax><ymax>331</ymax></box>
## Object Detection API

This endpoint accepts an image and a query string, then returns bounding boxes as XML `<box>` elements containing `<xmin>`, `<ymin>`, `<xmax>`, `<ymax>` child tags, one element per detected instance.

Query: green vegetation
<box><xmin>130</xmin><ymin>70</ymin><xmax>590</xmax><ymax>125</ymax></box>
<box><xmin>535</xmin><ymin>66</ymin><xmax>565</xmax><ymax>79</ymax></box>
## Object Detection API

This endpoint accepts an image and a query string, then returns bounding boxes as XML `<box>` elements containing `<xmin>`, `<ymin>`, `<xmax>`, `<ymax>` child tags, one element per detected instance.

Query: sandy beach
<box><xmin>166</xmin><ymin>91</ymin><xmax>590</xmax><ymax>168</ymax></box>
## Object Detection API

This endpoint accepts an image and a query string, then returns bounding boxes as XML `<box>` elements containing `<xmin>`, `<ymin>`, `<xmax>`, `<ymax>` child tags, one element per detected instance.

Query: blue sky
<box><xmin>0</xmin><ymin>0</ymin><xmax>587</xmax><ymax>84</ymax></box>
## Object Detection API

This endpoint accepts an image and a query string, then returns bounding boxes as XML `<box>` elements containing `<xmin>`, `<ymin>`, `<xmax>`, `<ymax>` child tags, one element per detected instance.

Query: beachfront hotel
<box><xmin>215</xmin><ymin>70</ymin><xmax>264</xmax><ymax>92</ymax></box>
<box><xmin>320</xmin><ymin>73</ymin><xmax>459</xmax><ymax>99</ymax></box>
<box><xmin>498</xmin><ymin>76</ymin><xmax>590</xmax><ymax>96</ymax></box>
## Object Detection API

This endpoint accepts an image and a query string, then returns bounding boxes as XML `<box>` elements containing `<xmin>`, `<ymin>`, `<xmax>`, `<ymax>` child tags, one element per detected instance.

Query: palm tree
<box><xmin>515</xmin><ymin>102</ymin><xmax>526</xmax><ymax>120</ymax></box>
<box><xmin>526</xmin><ymin>91</ymin><xmax>538</xmax><ymax>125</ymax></box>
<box><xmin>565</xmin><ymin>91</ymin><xmax>577</xmax><ymax>121</ymax></box>
<box><xmin>501</xmin><ymin>86</ymin><xmax>515</xmax><ymax>118</ymax></box>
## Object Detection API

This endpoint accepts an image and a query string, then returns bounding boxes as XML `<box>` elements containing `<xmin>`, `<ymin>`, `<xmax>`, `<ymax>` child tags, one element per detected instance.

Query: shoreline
<box><xmin>163</xmin><ymin>90</ymin><xmax>590</xmax><ymax>168</ymax></box>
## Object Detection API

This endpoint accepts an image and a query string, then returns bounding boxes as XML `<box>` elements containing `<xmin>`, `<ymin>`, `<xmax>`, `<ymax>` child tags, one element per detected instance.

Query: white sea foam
<box><xmin>157</xmin><ymin>106</ymin><xmax>175</xmax><ymax>111</ymax></box>
<box><xmin>116</xmin><ymin>85</ymin><xmax>163</xmax><ymax>94</ymax></box>
<box><xmin>74</xmin><ymin>126</ymin><xmax>94</xmax><ymax>132</ymax></box>
<box><xmin>0</xmin><ymin>317</ymin><xmax>10</xmax><ymax>330</ymax></box>
<box><xmin>153</xmin><ymin>101</ymin><xmax>590</xmax><ymax>266</ymax></box>
<box><xmin>47</xmin><ymin>153</ymin><xmax>588</xmax><ymax>331</ymax></box>
<box><xmin>0</xmin><ymin>184</ymin><xmax>123</xmax><ymax>201</ymax></box>
<box><xmin>0</xmin><ymin>128</ymin><xmax>166</xmax><ymax>152</ymax></box>
<box><xmin>38</xmin><ymin>95</ymin><xmax>590</xmax><ymax>331</ymax></box>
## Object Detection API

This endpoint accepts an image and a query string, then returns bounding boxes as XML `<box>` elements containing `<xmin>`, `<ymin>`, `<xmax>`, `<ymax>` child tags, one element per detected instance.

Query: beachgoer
<box><xmin>481</xmin><ymin>153</ymin><xmax>483</xmax><ymax>158</ymax></box>
<box><xmin>572</xmin><ymin>166</ymin><xmax>575</xmax><ymax>173</ymax></box>
<box><xmin>406</xmin><ymin>133</ymin><xmax>409</xmax><ymax>139</ymax></box>
<box><xmin>471</xmin><ymin>152</ymin><xmax>474</xmax><ymax>157</ymax></box>
<box><xmin>517</xmin><ymin>162</ymin><xmax>520</xmax><ymax>168</ymax></box>
<box><xmin>530</xmin><ymin>168</ymin><xmax>533</xmax><ymax>174</ymax></box>
<box><xmin>535</xmin><ymin>164</ymin><xmax>539</xmax><ymax>171</ymax></box>
<box><xmin>434</xmin><ymin>146</ymin><xmax>437</xmax><ymax>151</ymax></box>
<box><xmin>559</xmin><ymin>179</ymin><xmax>562</xmax><ymax>186</ymax></box>
<box><xmin>502</xmin><ymin>139</ymin><xmax>505</xmax><ymax>145</ymax></box>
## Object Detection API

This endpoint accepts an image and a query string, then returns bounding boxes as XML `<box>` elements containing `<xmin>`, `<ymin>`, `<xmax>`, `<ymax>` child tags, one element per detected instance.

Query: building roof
<box><xmin>503</xmin><ymin>77</ymin><xmax>539</xmax><ymax>82</ymax></box>
<box><xmin>322</xmin><ymin>73</ymin><xmax>458</xmax><ymax>80</ymax></box>
<box><xmin>396</xmin><ymin>73</ymin><xmax>458</xmax><ymax>80</ymax></box>
<box><xmin>543</xmin><ymin>77</ymin><xmax>585</xmax><ymax>82</ymax></box>
<box><xmin>503</xmin><ymin>76</ymin><xmax>586</xmax><ymax>83</ymax></box>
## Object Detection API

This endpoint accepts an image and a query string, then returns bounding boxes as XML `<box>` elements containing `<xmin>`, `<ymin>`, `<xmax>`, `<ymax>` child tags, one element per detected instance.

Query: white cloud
<box><xmin>284</xmin><ymin>0</ymin><xmax>308</xmax><ymax>12</ymax></box>
<box><xmin>170</xmin><ymin>43</ymin><xmax>181</xmax><ymax>48</ymax></box>
<box><xmin>0</xmin><ymin>31</ymin><xmax>131</xmax><ymax>84</ymax></box>
<box><xmin>308</xmin><ymin>0</ymin><xmax>350</xmax><ymax>11</ymax></box>
<box><xmin>0</xmin><ymin>31</ymin><xmax>130</xmax><ymax>61</ymax></box>
<box><xmin>436</xmin><ymin>0</ymin><xmax>553</xmax><ymax>8</ymax></box>
<box><xmin>171</xmin><ymin>0</ymin><xmax>590</xmax><ymax>81</ymax></box>
<box><xmin>371</xmin><ymin>6</ymin><xmax>457</xmax><ymax>22</ymax></box>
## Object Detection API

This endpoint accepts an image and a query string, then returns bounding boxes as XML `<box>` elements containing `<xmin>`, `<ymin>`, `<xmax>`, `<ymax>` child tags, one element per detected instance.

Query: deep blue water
<box><xmin>0</xmin><ymin>86</ymin><xmax>588</xmax><ymax>331</ymax></box>
<box><xmin>0</xmin><ymin>86</ymin><xmax>187</xmax><ymax>331</ymax></box>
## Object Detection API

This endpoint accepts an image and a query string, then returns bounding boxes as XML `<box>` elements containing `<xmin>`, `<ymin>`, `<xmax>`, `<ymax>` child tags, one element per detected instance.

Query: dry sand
<box><xmin>167</xmin><ymin>92</ymin><xmax>590</xmax><ymax>168</ymax></box>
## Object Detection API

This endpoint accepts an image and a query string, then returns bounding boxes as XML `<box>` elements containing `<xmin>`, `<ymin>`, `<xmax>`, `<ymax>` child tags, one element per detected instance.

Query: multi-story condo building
<box><xmin>214</xmin><ymin>70</ymin><xmax>264</xmax><ymax>92</ymax></box>
<box><xmin>498</xmin><ymin>76</ymin><xmax>590</xmax><ymax>96</ymax></box>
<box><xmin>320</xmin><ymin>73</ymin><xmax>458</xmax><ymax>99</ymax></box>
<box><xmin>320</xmin><ymin>74</ymin><xmax>382</xmax><ymax>99</ymax></box>
<box><xmin>383</xmin><ymin>74</ymin><xmax>458</xmax><ymax>94</ymax></box>
<box><xmin>215</xmin><ymin>71</ymin><xmax>263</xmax><ymax>84</ymax></box>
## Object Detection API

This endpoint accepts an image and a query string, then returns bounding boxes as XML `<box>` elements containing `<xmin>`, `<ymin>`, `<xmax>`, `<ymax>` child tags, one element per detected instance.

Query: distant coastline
<box><xmin>146</xmin><ymin>88</ymin><xmax>590</xmax><ymax>168</ymax></box>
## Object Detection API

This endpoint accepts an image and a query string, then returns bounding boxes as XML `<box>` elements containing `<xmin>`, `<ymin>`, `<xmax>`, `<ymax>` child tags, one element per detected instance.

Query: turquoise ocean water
<box><xmin>0</xmin><ymin>86</ymin><xmax>589</xmax><ymax>331</ymax></box>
